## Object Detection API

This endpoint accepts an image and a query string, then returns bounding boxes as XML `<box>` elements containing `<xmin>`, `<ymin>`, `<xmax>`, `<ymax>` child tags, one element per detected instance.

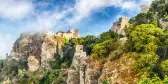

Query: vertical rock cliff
<box><xmin>67</xmin><ymin>45</ymin><xmax>102</xmax><ymax>84</ymax></box>
<box><xmin>8</xmin><ymin>29</ymin><xmax>79</xmax><ymax>72</ymax></box>
<box><xmin>67</xmin><ymin>45</ymin><xmax>87</xmax><ymax>84</ymax></box>
<box><xmin>67</xmin><ymin>46</ymin><xmax>137</xmax><ymax>84</ymax></box>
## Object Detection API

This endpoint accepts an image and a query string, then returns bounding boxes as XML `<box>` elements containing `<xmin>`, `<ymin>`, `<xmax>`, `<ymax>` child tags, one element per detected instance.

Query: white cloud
<box><xmin>67</xmin><ymin>0</ymin><xmax>124</xmax><ymax>24</ymax></box>
<box><xmin>0</xmin><ymin>33</ymin><xmax>16</xmax><ymax>59</ymax></box>
<box><xmin>66</xmin><ymin>0</ymin><xmax>147</xmax><ymax>25</ymax></box>
<box><xmin>0</xmin><ymin>0</ymin><xmax>154</xmax><ymax>59</ymax></box>
<box><xmin>0</xmin><ymin>0</ymin><xmax>150</xmax><ymax>30</ymax></box>
<box><xmin>0</xmin><ymin>0</ymin><xmax>33</xmax><ymax>20</ymax></box>
<box><xmin>23</xmin><ymin>7</ymin><xmax>73</xmax><ymax>31</ymax></box>
<box><xmin>121</xmin><ymin>1</ymin><xmax>137</xmax><ymax>9</ymax></box>
<box><xmin>28</xmin><ymin>0</ymin><xmax>129</xmax><ymax>30</ymax></box>
<box><xmin>140</xmin><ymin>0</ymin><xmax>153</xmax><ymax>5</ymax></box>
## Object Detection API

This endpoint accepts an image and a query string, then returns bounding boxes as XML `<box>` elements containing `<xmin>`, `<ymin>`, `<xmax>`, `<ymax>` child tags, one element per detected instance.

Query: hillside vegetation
<box><xmin>1</xmin><ymin>0</ymin><xmax>168</xmax><ymax>84</ymax></box>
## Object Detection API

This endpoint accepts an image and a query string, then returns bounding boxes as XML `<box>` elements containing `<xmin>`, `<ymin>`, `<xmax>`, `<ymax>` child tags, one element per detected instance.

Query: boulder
<box><xmin>28</xmin><ymin>56</ymin><xmax>40</xmax><ymax>72</ymax></box>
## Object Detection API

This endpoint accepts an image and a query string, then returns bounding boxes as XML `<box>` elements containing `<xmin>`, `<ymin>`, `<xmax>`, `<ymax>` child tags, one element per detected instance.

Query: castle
<box><xmin>55</xmin><ymin>29</ymin><xmax>79</xmax><ymax>39</ymax></box>
<box><xmin>140</xmin><ymin>4</ymin><xmax>150</xmax><ymax>13</ymax></box>
<box><xmin>111</xmin><ymin>17</ymin><xmax>130</xmax><ymax>35</ymax></box>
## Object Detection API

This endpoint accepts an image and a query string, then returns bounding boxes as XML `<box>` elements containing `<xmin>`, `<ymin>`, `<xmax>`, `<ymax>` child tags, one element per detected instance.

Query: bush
<box><xmin>102</xmin><ymin>79</ymin><xmax>108</xmax><ymax>84</ymax></box>
<box><xmin>134</xmin><ymin>53</ymin><xmax>159</xmax><ymax>73</ymax></box>
<box><xmin>91</xmin><ymin>39</ymin><xmax>119</xmax><ymax>60</ymax></box>
<box><xmin>109</xmin><ymin>50</ymin><xmax>123</xmax><ymax>61</ymax></box>
<box><xmin>161</xmin><ymin>60</ymin><xmax>168</xmax><ymax>76</ymax></box>
<box><xmin>163</xmin><ymin>76</ymin><xmax>168</xmax><ymax>84</ymax></box>
<box><xmin>138</xmin><ymin>74</ymin><xmax>161</xmax><ymax>84</ymax></box>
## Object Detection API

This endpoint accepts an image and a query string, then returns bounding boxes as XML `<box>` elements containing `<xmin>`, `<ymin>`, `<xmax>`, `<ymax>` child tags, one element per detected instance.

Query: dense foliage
<box><xmin>1</xmin><ymin>0</ymin><xmax>168</xmax><ymax>84</ymax></box>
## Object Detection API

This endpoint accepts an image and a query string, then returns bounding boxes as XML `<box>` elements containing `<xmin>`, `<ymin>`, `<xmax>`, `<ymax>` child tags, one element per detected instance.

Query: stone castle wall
<box><xmin>55</xmin><ymin>29</ymin><xmax>79</xmax><ymax>39</ymax></box>
<box><xmin>111</xmin><ymin>17</ymin><xmax>130</xmax><ymax>35</ymax></box>
<box><xmin>140</xmin><ymin>4</ymin><xmax>150</xmax><ymax>13</ymax></box>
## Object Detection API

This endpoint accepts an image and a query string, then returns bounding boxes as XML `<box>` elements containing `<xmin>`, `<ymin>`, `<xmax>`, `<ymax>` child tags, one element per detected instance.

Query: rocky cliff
<box><xmin>1</xmin><ymin>29</ymin><xmax>137</xmax><ymax>84</ymax></box>
<box><xmin>8</xmin><ymin>29</ymin><xmax>79</xmax><ymax>72</ymax></box>
<box><xmin>67</xmin><ymin>45</ymin><xmax>137</xmax><ymax>84</ymax></box>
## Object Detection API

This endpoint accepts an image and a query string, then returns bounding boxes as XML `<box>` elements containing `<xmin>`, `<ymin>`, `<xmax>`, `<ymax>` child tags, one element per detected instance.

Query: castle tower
<box><xmin>140</xmin><ymin>4</ymin><xmax>150</xmax><ymax>13</ymax></box>
<box><xmin>67</xmin><ymin>29</ymin><xmax>79</xmax><ymax>39</ymax></box>
<box><xmin>75</xmin><ymin>45</ymin><xmax>84</xmax><ymax>53</ymax></box>
<box><xmin>111</xmin><ymin>17</ymin><xmax>130</xmax><ymax>35</ymax></box>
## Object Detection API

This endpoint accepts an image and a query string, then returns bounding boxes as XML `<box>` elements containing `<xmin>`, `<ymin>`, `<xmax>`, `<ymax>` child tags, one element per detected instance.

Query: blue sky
<box><xmin>0</xmin><ymin>0</ymin><xmax>152</xmax><ymax>59</ymax></box>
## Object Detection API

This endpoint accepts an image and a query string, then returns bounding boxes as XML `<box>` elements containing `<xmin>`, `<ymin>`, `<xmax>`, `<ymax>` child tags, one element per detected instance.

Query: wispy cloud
<box><xmin>0</xmin><ymin>33</ymin><xmax>16</xmax><ymax>59</ymax></box>
<box><xmin>0</xmin><ymin>0</ymin><xmax>153</xmax><ymax>30</ymax></box>
<box><xmin>67</xmin><ymin>0</ymin><xmax>131</xmax><ymax>24</ymax></box>
<box><xmin>0</xmin><ymin>0</ymin><xmax>33</xmax><ymax>20</ymax></box>
<box><xmin>0</xmin><ymin>0</ymin><xmax>153</xmax><ymax>59</ymax></box>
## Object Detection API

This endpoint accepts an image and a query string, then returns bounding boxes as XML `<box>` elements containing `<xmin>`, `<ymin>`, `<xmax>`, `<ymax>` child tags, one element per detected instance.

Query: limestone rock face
<box><xmin>11</xmin><ymin>32</ymin><xmax>46</xmax><ymax>60</ymax></box>
<box><xmin>67</xmin><ymin>45</ymin><xmax>102</xmax><ymax>84</ymax></box>
<box><xmin>98</xmin><ymin>54</ymin><xmax>138</xmax><ymax>84</ymax></box>
<box><xmin>40</xmin><ymin>34</ymin><xmax>61</xmax><ymax>68</ymax></box>
<box><xmin>67</xmin><ymin>45</ymin><xmax>87</xmax><ymax>84</ymax></box>
<box><xmin>28</xmin><ymin>56</ymin><xmax>40</xmax><ymax>72</ymax></box>
<box><xmin>85</xmin><ymin>58</ymin><xmax>102</xmax><ymax>84</ymax></box>
<box><xmin>159</xmin><ymin>19</ymin><xmax>168</xmax><ymax>30</ymax></box>
<box><xmin>9</xmin><ymin>29</ymin><xmax>79</xmax><ymax>72</ymax></box>
<box><xmin>11</xmin><ymin>32</ymin><xmax>63</xmax><ymax>72</ymax></box>
<box><xmin>10</xmin><ymin>29</ymin><xmax>79</xmax><ymax>72</ymax></box>
<box><xmin>67</xmin><ymin>46</ymin><xmax>137</xmax><ymax>84</ymax></box>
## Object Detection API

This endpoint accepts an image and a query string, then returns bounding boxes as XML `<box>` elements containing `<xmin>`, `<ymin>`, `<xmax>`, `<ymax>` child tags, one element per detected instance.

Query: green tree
<box><xmin>91</xmin><ymin>39</ymin><xmax>119</xmax><ymax>60</ymax></box>
<box><xmin>100</xmin><ymin>30</ymin><xmax>118</xmax><ymax>41</ymax></box>
<box><xmin>138</xmin><ymin>74</ymin><xmax>161</xmax><ymax>84</ymax></box>
<box><xmin>82</xmin><ymin>35</ymin><xmax>100</xmax><ymax>55</ymax></box>
<box><xmin>157</xmin><ymin>31</ymin><xmax>168</xmax><ymax>58</ymax></box>
<box><xmin>0</xmin><ymin>60</ymin><xmax>3</xmax><ymax>72</ymax></box>
<box><xmin>127</xmin><ymin>24</ymin><xmax>164</xmax><ymax>53</ymax></box>
<box><xmin>163</xmin><ymin>76</ymin><xmax>168</xmax><ymax>84</ymax></box>
<box><xmin>18</xmin><ymin>69</ymin><xmax>28</xmax><ymax>84</ymax></box>
<box><xmin>160</xmin><ymin>60</ymin><xmax>168</xmax><ymax>76</ymax></box>
<box><xmin>125</xmin><ymin>24</ymin><xmax>164</xmax><ymax>75</ymax></box>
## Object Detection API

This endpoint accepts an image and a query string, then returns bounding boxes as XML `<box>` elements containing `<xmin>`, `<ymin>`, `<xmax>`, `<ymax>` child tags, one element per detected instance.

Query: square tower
<box><xmin>76</xmin><ymin>45</ymin><xmax>83</xmax><ymax>53</ymax></box>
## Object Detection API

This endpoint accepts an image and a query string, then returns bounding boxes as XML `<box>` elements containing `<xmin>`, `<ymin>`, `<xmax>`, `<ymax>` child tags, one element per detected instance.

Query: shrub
<box><xmin>109</xmin><ymin>50</ymin><xmax>123</xmax><ymax>61</ymax></box>
<box><xmin>102</xmin><ymin>79</ymin><xmax>108</xmax><ymax>84</ymax></box>
<box><xmin>134</xmin><ymin>53</ymin><xmax>159</xmax><ymax>73</ymax></box>
<box><xmin>92</xmin><ymin>39</ymin><xmax>119</xmax><ymax>60</ymax></box>
<box><xmin>138</xmin><ymin>74</ymin><xmax>161</xmax><ymax>84</ymax></box>
<box><xmin>161</xmin><ymin>60</ymin><xmax>168</xmax><ymax>76</ymax></box>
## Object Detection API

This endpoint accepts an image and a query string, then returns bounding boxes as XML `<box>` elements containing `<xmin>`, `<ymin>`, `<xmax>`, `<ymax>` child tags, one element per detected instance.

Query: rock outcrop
<box><xmin>9</xmin><ymin>29</ymin><xmax>79</xmax><ymax>72</ymax></box>
<box><xmin>67</xmin><ymin>45</ymin><xmax>137</xmax><ymax>84</ymax></box>
<box><xmin>3</xmin><ymin>28</ymin><xmax>137</xmax><ymax>83</ymax></box>
<box><xmin>67</xmin><ymin>45</ymin><xmax>102</xmax><ymax>84</ymax></box>
<box><xmin>159</xmin><ymin>19</ymin><xmax>168</xmax><ymax>30</ymax></box>
<box><xmin>28</xmin><ymin>56</ymin><xmax>40</xmax><ymax>72</ymax></box>
<box><xmin>67</xmin><ymin>45</ymin><xmax>87</xmax><ymax>84</ymax></box>
<box><xmin>98</xmin><ymin>54</ymin><xmax>138</xmax><ymax>84</ymax></box>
